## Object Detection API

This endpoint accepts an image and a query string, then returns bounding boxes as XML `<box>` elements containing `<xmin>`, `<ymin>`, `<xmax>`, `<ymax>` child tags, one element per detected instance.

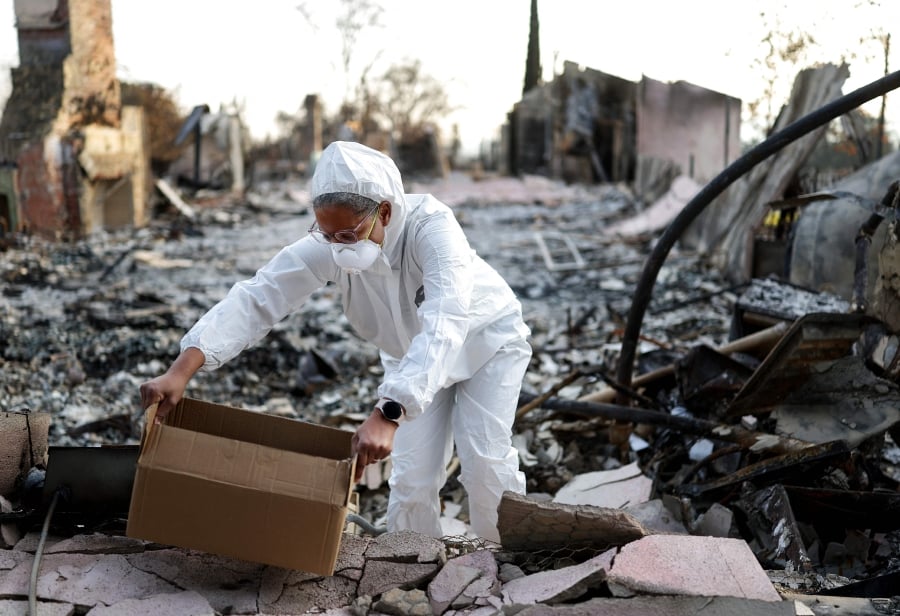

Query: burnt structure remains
<box><xmin>0</xmin><ymin>0</ymin><xmax>151</xmax><ymax>238</ymax></box>
<box><xmin>504</xmin><ymin>60</ymin><xmax>741</xmax><ymax>199</ymax></box>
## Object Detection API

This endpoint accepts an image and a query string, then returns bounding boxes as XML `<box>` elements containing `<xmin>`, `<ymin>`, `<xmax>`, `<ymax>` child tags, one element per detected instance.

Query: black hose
<box><xmin>616</xmin><ymin>69</ymin><xmax>900</xmax><ymax>389</ymax></box>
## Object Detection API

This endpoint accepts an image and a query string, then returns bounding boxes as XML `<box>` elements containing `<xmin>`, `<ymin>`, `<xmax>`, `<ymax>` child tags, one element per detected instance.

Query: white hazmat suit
<box><xmin>182</xmin><ymin>141</ymin><xmax>531</xmax><ymax>541</ymax></box>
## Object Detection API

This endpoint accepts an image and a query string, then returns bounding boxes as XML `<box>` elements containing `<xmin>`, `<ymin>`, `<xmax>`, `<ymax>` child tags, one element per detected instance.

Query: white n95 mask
<box><xmin>331</xmin><ymin>240</ymin><xmax>382</xmax><ymax>275</ymax></box>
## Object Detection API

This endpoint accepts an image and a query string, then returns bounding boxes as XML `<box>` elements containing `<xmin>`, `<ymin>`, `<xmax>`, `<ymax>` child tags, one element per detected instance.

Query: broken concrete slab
<box><xmin>0</xmin><ymin>600</ymin><xmax>75</xmax><ymax>616</ymax></box>
<box><xmin>364</xmin><ymin>529</ymin><xmax>447</xmax><ymax>565</ymax></box>
<box><xmin>693</xmin><ymin>502</ymin><xmax>737</xmax><ymax>538</ymax></box>
<box><xmin>126</xmin><ymin>548</ymin><xmax>264</xmax><ymax>614</ymax></box>
<box><xmin>258</xmin><ymin>571</ymin><xmax>357</xmax><ymax>615</ymax></box>
<box><xmin>45</xmin><ymin>533</ymin><xmax>148</xmax><ymax>555</ymax></box>
<box><xmin>12</xmin><ymin>532</ymin><xmax>64</xmax><ymax>553</ymax></box>
<box><xmin>513</xmin><ymin>595</ymin><xmax>797</xmax><ymax>615</ymax></box>
<box><xmin>498</xmin><ymin>491</ymin><xmax>648</xmax><ymax>552</ymax></box>
<box><xmin>427</xmin><ymin>550</ymin><xmax>499</xmax><ymax>614</ymax></box>
<box><xmin>333</xmin><ymin>533</ymin><xmax>371</xmax><ymax>580</ymax></box>
<box><xmin>605</xmin><ymin>174</ymin><xmax>701</xmax><ymax>237</ymax></box>
<box><xmin>83</xmin><ymin>590</ymin><xmax>215</xmax><ymax>615</ymax></box>
<box><xmin>427</xmin><ymin>561</ymin><xmax>480</xmax><ymax>614</ymax></box>
<box><xmin>358</xmin><ymin>559</ymin><xmax>442</xmax><ymax>599</ymax></box>
<box><xmin>782</xmin><ymin>592</ymin><xmax>892</xmax><ymax>615</ymax></box>
<box><xmin>553</xmin><ymin>461</ymin><xmax>653</xmax><ymax>509</ymax></box>
<box><xmin>607</xmin><ymin>535</ymin><xmax>781</xmax><ymax>602</ymax></box>
<box><xmin>258</xmin><ymin>567</ymin><xmax>319</xmax><ymax>608</ymax></box>
<box><xmin>447</xmin><ymin>550</ymin><xmax>501</xmax><ymax>609</ymax></box>
<box><xmin>0</xmin><ymin>553</ymin><xmax>177</xmax><ymax>606</ymax></box>
<box><xmin>622</xmin><ymin>499</ymin><xmax>688</xmax><ymax>535</ymax></box>
<box><xmin>501</xmin><ymin>548</ymin><xmax>615</xmax><ymax>608</ymax></box>
<box><xmin>0</xmin><ymin>548</ymin><xmax>31</xmax><ymax>572</ymax></box>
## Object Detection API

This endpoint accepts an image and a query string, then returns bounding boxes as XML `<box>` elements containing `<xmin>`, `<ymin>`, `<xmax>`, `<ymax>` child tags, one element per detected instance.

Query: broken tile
<box><xmin>783</xmin><ymin>591</ymin><xmax>887</xmax><ymax>616</ymax></box>
<box><xmin>428</xmin><ymin>562</ymin><xmax>481</xmax><ymax>614</ymax></box>
<box><xmin>498</xmin><ymin>491</ymin><xmax>648</xmax><ymax>551</ymax></box>
<box><xmin>553</xmin><ymin>461</ymin><xmax>653</xmax><ymax>509</ymax></box>
<box><xmin>84</xmin><ymin>590</ymin><xmax>215</xmax><ymax>615</ymax></box>
<box><xmin>45</xmin><ymin>533</ymin><xmax>147</xmax><ymax>555</ymax></box>
<box><xmin>693</xmin><ymin>502</ymin><xmax>736</xmax><ymax>538</ymax></box>
<box><xmin>498</xmin><ymin>562</ymin><xmax>526</xmax><ymax>583</ymax></box>
<box><xmin>501</xmin><ymin>548</ymin><xmax>615</xmax><ymax>607</ymax></box>
<box><xmin>364</xmin><ymin>529</ymin><xmax>446</xmax><ymax>564</ymax></box>
<box><xmin>13</xmin><ymin>532</ymin><xmax>64</xmax><ymax>553</ymax></box>
<box><xmin>623</xmin><ymin>499</ymin><xmax>688</xmax><ymax>535</ymax></box>
<box><xmin>0</xmin><ymin>600</ymin><xmax>75</xmax><ymax>616</ymax></box>
<box><xmin>358</xmin><ymin>559</ymin><xmax>441</xmax><ymax>598</ymax></box>
<box><xmin>607</xmin><ymin>535</ymin><xmax>781</xmax><ymax>602</ymax></box>
<box><xmin>0</xmin><ymin>548</ymin><xmax>31</xmax><ymax>571</ymax></box>
<box><xmin>0</xmin><ymin>553</ymin><xmax>176</xmax><ymax>606</ymax></box>
<box><xmin>334</xmin><ymin>533</ymin><xmax>371</xmax><ymax>579</ymax></box>
<box><xmin>513</xmin><ymin>595</ymin><xmax>796</xmax><ymax>614</ymax></box>
<box><xmin>258</xmin><ymin>567</ymin><xmax>318</xmax><ymax>607</ymax></box>
<box><xmin>451</xmin><ymin>550</ymin><xmax>501</xmax><ymax>604</ymax></box>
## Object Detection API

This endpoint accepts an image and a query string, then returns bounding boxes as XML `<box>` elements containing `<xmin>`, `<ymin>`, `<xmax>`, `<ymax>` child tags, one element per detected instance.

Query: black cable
<box><xmin>616</xmin><ymin>69</ymin><xmax>900</xmax><ymax>388</ymax></box>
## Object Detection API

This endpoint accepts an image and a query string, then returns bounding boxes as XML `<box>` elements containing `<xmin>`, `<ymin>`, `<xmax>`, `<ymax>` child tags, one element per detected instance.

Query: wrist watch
<box><xmin>375</xmin><ymin>398</ymin><xmax>405</xmax><ymax>424</ymax></box>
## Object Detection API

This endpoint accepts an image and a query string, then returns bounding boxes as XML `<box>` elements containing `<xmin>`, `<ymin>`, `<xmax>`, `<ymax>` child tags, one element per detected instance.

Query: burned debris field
<box><xmin>3</xmin><ymin>169</ymin><xmax>900</xmax><ymax>613</ymax></box>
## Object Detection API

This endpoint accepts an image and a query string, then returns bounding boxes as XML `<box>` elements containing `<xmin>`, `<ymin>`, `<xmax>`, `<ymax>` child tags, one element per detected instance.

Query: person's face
<box><xmin>310</xmin><ymin>201</ymin><xmax>391</xmax><ymax>245</ymax></box>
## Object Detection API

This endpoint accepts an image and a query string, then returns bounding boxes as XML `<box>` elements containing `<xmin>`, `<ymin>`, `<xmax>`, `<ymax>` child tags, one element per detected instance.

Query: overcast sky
<box><xmin>1</xmin><ymin>1</ymin><xmax>898</xmax><ymax>155</ymax></box>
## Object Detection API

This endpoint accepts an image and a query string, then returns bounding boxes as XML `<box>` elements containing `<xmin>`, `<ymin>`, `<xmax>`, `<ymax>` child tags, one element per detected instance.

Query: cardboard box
<box><xmin>127</xmin><ymin>397</ymin><xmax>356</xmax><ymax>575</ymax></box>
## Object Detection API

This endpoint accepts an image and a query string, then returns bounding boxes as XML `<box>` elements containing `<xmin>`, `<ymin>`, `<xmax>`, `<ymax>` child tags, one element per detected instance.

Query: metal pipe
<box><xmin>616</xmin><ymin>69</ymin><xmax>900</xmax><ymax>389</ymax></box>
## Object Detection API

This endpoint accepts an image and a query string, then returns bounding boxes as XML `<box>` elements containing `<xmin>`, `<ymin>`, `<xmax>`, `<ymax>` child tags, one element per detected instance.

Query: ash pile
<box><xmin>2</xmin><ymin>173</ymin><xmax>900</xmax><ymax>612</ymax></box>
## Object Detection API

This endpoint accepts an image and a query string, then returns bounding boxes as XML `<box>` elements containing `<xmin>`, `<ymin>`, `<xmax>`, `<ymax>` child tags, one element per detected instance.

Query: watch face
<box><xmin>382</xmin><ymin>400</ymin><xmax>403</xmax><ymax>420</ymax></box>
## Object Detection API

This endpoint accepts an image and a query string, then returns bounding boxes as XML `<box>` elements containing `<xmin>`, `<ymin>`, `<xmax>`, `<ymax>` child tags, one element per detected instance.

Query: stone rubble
<box><xmin>2</xmin><ymin>173</ymin><xmax>899</xmax><ymax>613</ymax></box>
<box><xmin>2</xmin><ymin>525</ymin><xmax>798</xmax><ymax>615</ymax></box>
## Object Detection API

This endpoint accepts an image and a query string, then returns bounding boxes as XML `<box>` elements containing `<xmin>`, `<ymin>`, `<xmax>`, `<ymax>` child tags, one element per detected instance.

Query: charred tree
<box><xmin>523</xmin><ymin>0</ymin><xmax>542</xmax><ymax>95</ymax></box>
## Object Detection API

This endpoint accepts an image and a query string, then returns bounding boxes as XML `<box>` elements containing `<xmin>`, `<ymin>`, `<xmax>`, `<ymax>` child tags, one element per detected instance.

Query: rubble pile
<box><xmin>2</xmin><ymin>174</ymin><xmax>900</xmax><ymax>614</ymax></box>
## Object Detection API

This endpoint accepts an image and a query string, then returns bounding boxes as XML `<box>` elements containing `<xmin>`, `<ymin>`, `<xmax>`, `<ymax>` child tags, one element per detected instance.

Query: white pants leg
<box><xmin>387</xmin><ymin>385</ymin><xmax>455</xmax><ymax>538</ymax></box>
<box><xmin>387</xmin><ymin>337</ymin><xmax>531</xmax><ymax>541</ymax></box>
<box><xmin>452</xmin><ymin>338</ymin><xmax>530</xmax><ymax>542</ymax></box>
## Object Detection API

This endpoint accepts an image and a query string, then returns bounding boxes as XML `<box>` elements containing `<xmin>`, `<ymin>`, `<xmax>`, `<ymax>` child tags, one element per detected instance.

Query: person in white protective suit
<box><xmin>140</xmin><ymin>141</ymin><xmax>532</xmax><ymax>541</ymax></box>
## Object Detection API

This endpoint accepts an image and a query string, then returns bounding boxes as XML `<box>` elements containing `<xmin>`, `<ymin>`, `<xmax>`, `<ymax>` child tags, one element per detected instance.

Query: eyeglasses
<box><xmin>308</xmin><ymin>205</ymin><xmax>380</xmax><ymax>244</ymax></box>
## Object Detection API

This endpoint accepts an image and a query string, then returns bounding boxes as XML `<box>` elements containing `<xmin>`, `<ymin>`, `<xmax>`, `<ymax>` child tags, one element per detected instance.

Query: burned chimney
<box><xmin>0</xmin><ymin>0</ymin><xmax>150</xmax><ymax>238</ymax></box>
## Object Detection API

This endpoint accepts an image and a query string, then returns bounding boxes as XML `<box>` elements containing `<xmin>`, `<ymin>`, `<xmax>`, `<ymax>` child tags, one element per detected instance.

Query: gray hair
<box><xmin>312</xmin><ymin>192</ymin><xmax>379</xmax><ymax>216</ymax></box>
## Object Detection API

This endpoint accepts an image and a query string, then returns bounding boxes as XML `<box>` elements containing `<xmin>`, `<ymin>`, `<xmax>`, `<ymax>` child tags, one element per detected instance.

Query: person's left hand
<box><xmin>351</xmin><ymin>409</ymin><xmax>398</xmax><ymax>482</ymax></box>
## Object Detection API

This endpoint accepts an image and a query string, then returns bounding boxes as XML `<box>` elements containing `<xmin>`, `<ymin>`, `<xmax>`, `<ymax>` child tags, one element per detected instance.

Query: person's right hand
<box><xmin>139</xmin><ymin>347</ymin><xmax>206</xmax><ymax>421</ymax></box>
<box><xmin>139</xmin><ymin>372</ymin><xmax>188</xmax><ymax>422</ymax></box>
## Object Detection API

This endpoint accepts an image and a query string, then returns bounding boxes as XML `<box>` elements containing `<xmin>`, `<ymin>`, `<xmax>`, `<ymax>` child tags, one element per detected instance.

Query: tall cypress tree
<box><xmin>523</xmin><ymin>0</ymin><xmax>541</xmax><ymax>94</ymax></box>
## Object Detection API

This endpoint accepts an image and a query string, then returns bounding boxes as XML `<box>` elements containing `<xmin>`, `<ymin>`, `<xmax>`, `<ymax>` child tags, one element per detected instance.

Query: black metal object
<box><xmin>1</xmin><ymin>446</ymin><xmax>140</xmax><ymax>534</ymax></box>
<box><xmin>616</xmin><ymin>69</ymin><xmax>900</xmax><ymax>390</ymax></box>
<box><xmin>175</xmin><ymin>104</ymin><xmax>210</xmax><ymax>187</ymax></box>
<box><xmin>41</xmin><ymin>445</ymin><xmax>139</xmax><ymax>515</ymax></box>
